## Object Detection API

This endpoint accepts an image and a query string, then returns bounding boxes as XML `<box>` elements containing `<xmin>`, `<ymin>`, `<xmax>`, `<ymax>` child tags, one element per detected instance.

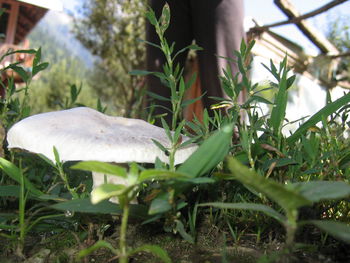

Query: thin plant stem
<box><xmin>169</xmin><ymin>149</ymin><xmax>175</xmax><ymax>171</ymax></box>
<box><xmin>18</xmin><ymin>161</ymin><xmax>26</xmax><ymax>250</ymax></box>
<box><xmin>119</xmin><ymin>201</ymin><xmax>130</xmax><ymax>263</ymax></box>
<box><xmin>285</xmin><ymin>210</ymin><xmax>298</xmax><ymax>250</ymax></box>
<box><xmin>57</xmin><ymin>163</ymin><xmax>78</xmax><ymax>199</ymax></box>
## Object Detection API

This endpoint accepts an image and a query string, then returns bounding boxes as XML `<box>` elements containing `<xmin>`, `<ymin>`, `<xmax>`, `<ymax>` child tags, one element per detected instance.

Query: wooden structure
<box><xmin>250</xmin><ymin>0</ymin><xmax>349</xmax><ymax>89</ymax></box>
<box><xmin>0</xmin><ymin>0</ymin><xmax>62</xmax><ymax>45</ymax></box>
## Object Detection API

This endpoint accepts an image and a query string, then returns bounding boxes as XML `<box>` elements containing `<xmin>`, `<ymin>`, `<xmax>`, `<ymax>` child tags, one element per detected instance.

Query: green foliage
<box><xmin>0</xmin><ymin>157</ymin><xmax>42</xmax><ymax>197</ymax></box>
<box><xmin>131</xmin><ymin>3</ymin><xmax>202</xmax><ymax>129</ymax></box>
<box><xmin>0</xmin><ymin>48</ymin><xmax>47</xmax><ymax>127</ymax></box>
<box><xmin>206</xmin><ymin>157</ymin><xmax>350</xmax><ymax>249</ymax></box>
<box><xmin>72</xmin><ymin>161</ymin><xmax>173</xmax><ymax>263</ymax></box>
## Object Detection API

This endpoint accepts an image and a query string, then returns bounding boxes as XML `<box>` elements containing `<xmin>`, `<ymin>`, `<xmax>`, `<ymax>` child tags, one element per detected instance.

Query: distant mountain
<box><xmin>28</xmin><ymin>10</ymin><xmax>95</xmax><ymax>68</ymax></box>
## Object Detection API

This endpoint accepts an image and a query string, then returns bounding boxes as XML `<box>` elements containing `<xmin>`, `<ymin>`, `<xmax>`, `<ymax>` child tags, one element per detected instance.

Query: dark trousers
<box><xmin>146</xmin><ymin>0</ymin><xmax>245</xmax><ymax>124</ymax></box>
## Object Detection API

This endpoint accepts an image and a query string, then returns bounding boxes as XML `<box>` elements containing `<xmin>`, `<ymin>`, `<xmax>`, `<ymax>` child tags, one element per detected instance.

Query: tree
<box><xmin>73</xmin><ymin>0</ymin><xmax>147</xmax><ymax>117</ymax></box>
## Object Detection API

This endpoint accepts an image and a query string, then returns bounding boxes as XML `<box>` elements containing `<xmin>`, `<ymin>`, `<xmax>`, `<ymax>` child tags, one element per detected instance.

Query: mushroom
<box><xmin>7</xmin><ymin>107</ymin><xmax>198</xmax><ymax>201</ymax></box>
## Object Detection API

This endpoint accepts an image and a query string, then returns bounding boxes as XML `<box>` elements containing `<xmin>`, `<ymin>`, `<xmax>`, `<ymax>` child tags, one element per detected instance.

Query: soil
<box><xmin>0</xmin><ymin>216</ymin><xmax>347</xmax><ymax>263</ymax></box>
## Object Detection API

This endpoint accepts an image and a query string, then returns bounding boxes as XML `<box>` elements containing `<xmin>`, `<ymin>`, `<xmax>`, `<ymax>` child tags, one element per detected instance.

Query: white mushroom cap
<box><xmin>7</xmin><ymin>107</ymin><xmax>197</xmax><ymax>165</ymax></box>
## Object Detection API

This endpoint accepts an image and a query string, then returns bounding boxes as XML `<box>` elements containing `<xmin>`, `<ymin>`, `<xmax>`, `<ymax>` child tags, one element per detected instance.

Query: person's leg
<box><xmin>190</xmin><ymin>0</ymin><xmax>245</xmax><ymax>110</ymax></box>
<box><xmin>146</xmin><ymin>0</ymin><xmax>193</xmax><ymax>125</ymax></box>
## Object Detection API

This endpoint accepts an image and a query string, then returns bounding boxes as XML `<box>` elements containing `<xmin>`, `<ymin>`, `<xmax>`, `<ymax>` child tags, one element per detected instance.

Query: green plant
<box><xmin>0</xmin><ymin>48</ymin><xmax>48</xmax><ymax>128</ymax></box>
<box><xmin>0</xmin><ymin>158</ymin><xmax>64</xmax><ymax>257</ymax></box>
<box><xmin>38</xmin><ymin>148</ymin><xmax>82</xmax><ymax>199</ymax></box>
<box><xmin>71</xmin><ymin>161</ymin><xmax>180</xmax><ymax>263</ymax></box>
<box><xmin>131</xmin><ymin>3</ymin><xmax>202</xmax><ymax>130</ymax></box>
<box><xmin>201</xmin><ymin>157</ymin><xmax>350</xmax><ymax>250</ymax></box>
<box><xmin>55</xmin><ymin>120</ymin><xmax>233</xmax><ymax>261</ymax></box>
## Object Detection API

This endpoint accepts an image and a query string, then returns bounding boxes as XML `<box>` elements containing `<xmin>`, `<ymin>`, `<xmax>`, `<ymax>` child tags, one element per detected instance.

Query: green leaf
<box><xmin>129</xmin><ymin>70</ymin><xmax>152</xmax><ymax>76</ymax></box>
<box><xmin>0</xmin><ymin>224</ymin><xmax>16</xmax><ymax>230</ymax></box>
<box><xmin>199</xmin><ymin>202</ymin><xmax>286</xmax><ymax>223</ymax></box>
<box><xmin>262</xmin><ymin>158</ymin><xmax>298</xmax><ymax>171</ymax></box>
<box><xmin>151</xmin><ymin>139</ymin><xmax>168</xmax><ymax>153</ymax></box>
<box><xmin>188</xmin><ymin>44</ymin><xmax>203</xmax><ymax>51</ymax></box>
<box><xmin>70</xmin><ymin>84</ymin><xmax>78</xmax><ymax>102</ymax></box>
<box><xmin>175</xmin><ymin>220</ymin><xmax>195</xmax><ymax>244</ymax></box>
<box><xmin>225</xmin><ymin>158</ymin><xmax>312</xmax><ymax>211</ymax></box>
<box><xmin>78</xmin><ymin>240</ymin><xmax>118</xmax><ymax>258</ymax></box>
<box><xmin>32</xmin><ymin>47</ymin><xmax>41</xmax><ymax>67</ymax></box>
<box><xmin>161</xmin><ymin>118</ymin><xmax>172</xmax><ymax>141</ymax></box>
<box><xmin>71</xmin><ymin>161</ymin><xmax>127</xmax><ymax>178</ymax></box>
<box><xmin>129</xmin><ymin>244</ymin><xmax>172</xmax><ymax>263</ymax></box>
<box><xmin>139</xmin><ymin>169</ymin><xmax>189</xmax><ymax>182</ymax></box>
<box><xmin>137</xmin><ymin>38</ymin><xmax>162</xmax><ymax>49</ymax></box>
<box><xmin>145</xmin><ymin>9</ymin><xmax>157</xmax><ymax>26</ymax></box>
<box><xmin>178</xmin><ymin>177</ymin><xmax>216</xmax><ymax>184</ymax></box>
<box><xmin>304</xmin><ymin>220</ymin><xmax>350</xmax><ymax>244</ymax></box>
<box><xmin>32</xmin><ymin>62</ymin><xmax>49</xmax><ymax>77</ymax></box>
<box><xmin>287</xmin><ymin>92</ymin><xmax>350</xmax><ymax>144</ymax></box>
<box><xmin>36</xmin><ymin>194</ymin><xmax>65</xmax><ymax>201</ymax></box>
<box><xmin>178</xmin><ymin>124</ymin><xmax>233</xmax><ymax>178</ymax></box>
<box><xmin>91</xmin><ymin>183</ymin><xmax>127</xmax><ymax>204</ymax></box>
<box><xmin>50</xmin><ymin>198</ymin><xmax>149</xmax><ymax>219</ymax></box>
<box><xmin>149</xmin><ymin>195</ymin><xmax>171</xmax><ymax>215</ymax></box>
<box><xmin>269</xmin><ymin>66</ymin><xmax>289</xmax><ymax>136</ymax></box>
<box><xmin>0</xmin><ymin>185</ymin><xmax>21</xmax><ymax>197</ymax></box>
<box><xmin>51</xmin><ymin>198</ymin><xmax>122</xmax><ymax>214</ymax></box>
<box><xmin>8</xmin><ymin>65</ymin><xmax>29</xmax><ymax>83</ymax></box>
<box><xmin>292</xmin><ymin>181</ymin><xmax>350</xmax><ymax>202</ymax></box>
<box><xmin>0</xmin><ymin>185</ymin><xmax>38</xmax><ymax>199</ymax></box>
<box><xmin>0</xmin><ymin>49</ymin><xmax>36</xmax><ymax>62</ymax></box>
<box><xmin>147</xmin><ymin>91</ymin><xmax>172</xmax><ymax>101</ymax></box>
<box><xmin>160</xmin><ymin>3</ymin><xmax>171</xmax><ymax>32</ymax></box>
<box><xmin>0</xmin><ymin>158</ymin><xmax>43</xmax><ymax>197</ymax></box>
<box><xmin>53</xmin><ymin>146</ymin><xmax>62</xmax><ymax>165</ymax></box>
<box><xmin>38</xmin><ymin>153</ymin><xmax>55</xmax><ymax>167</ymax></box>
<box><xmin>286</xmin><ymin>75</ymin><xmax>296</xmax><ymax>89</ymax></box>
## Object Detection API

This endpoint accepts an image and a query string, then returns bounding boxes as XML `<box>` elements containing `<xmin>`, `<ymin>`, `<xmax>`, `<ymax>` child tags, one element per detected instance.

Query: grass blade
<box><xmin>287</xmin><ymin>92</ymin><xmax>350</xmax><ymax>144</ymax></box>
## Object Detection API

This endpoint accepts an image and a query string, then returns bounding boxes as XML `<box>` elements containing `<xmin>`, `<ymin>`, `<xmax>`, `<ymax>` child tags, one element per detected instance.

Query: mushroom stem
<box><xmin>119</xmin><ymin>200</ymin><xmax>130</xmax><ymax>263</ymax></box>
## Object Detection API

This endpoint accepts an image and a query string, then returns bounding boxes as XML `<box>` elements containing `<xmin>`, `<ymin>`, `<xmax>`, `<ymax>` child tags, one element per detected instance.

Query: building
<box><xmin>0</xmin><ymin>0</ymin><xmax>62</xmax><ymax>45</ymax></box>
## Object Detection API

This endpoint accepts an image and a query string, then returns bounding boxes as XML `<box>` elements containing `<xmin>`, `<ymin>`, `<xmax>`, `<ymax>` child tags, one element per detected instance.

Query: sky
<box><xmin>60</xmin><ymin>0</ymin><xmax>350</xmax><ymax>55</ymax></box>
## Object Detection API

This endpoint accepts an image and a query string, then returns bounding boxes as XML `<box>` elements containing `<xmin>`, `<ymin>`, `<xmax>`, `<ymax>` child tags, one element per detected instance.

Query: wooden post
<box><xmin>4</xmin><ymin>0</ymin><xmax>19</xmax><ymax>44</ymax></box>
<box><xmin>184</xmin><ymin>56</ymin><xmax>204</xmax><ymax>122</ymax></box>
<box><xmin>274</xmin><ymin>0</ymin><xmax>339</xmax><ymax>54</ymax></box>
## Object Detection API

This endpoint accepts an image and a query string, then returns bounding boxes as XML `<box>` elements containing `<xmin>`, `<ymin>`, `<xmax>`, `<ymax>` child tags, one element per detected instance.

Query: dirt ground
<box><xmin>1</xmin><ymin>216</ymin><xmax>348</xmax><ymax>263</ymax></box>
